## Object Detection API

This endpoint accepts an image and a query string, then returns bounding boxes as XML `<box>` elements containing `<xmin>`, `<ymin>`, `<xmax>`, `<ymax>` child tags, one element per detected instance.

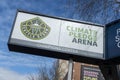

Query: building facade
<box><xmin>58</xmin><ymin>59</ymin><xmax>104</xmax><ymax>80</ymax></box>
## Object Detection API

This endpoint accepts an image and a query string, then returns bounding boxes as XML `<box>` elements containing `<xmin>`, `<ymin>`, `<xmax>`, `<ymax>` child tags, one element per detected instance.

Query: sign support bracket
<box><xmin>67</xmin><ymin>59</ymin><xmax>73</xmax><ymax>80</ymax></box>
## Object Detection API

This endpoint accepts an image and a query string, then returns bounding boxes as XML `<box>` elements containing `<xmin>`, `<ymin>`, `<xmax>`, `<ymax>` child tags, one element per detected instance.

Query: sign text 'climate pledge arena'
<box><xmin>67</xmin><ymin>26</ymin><xmax>98</xmax><ymax>47</ymax></box>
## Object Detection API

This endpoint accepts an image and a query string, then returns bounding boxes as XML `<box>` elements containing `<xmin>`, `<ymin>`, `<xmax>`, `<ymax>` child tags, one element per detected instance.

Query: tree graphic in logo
<box><xmin>20</xmin><ymin>17</ymin><xmax>51</xmax><ymax>40</ymax></box>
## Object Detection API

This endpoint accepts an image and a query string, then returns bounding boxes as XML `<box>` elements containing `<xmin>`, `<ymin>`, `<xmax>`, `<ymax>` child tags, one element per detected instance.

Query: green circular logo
<box><xmin>20</xmin><ymin>17</ymin><xmax>50</xmax><ymax>40</ymax></box>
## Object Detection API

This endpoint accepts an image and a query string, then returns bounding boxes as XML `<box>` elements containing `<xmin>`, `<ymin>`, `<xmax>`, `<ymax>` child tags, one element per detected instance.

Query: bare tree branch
<box><xmin>65</xmin><ymin>0</ymin><xmax>120</xmax><ymax>24</ymax></box>
<box><xmin>28</xmin><ymin>60</ymin><xmax>60</xmax><ymax>80</ymax></box>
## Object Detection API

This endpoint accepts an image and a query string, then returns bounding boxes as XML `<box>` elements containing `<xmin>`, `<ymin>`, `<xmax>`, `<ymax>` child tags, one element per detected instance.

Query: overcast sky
<box><xmin>0</xmin><ymin>0</ymin><xmax>67</xmax><ymax>80</ymax></box>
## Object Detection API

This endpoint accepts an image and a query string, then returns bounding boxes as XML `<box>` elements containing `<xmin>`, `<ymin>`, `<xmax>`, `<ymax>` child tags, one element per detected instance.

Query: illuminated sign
<box><xmin>106</xmin><ymin>20</ymin><xmax>120</xmax><ymax>59</ymax></box>
<box><xmin>8</xmin><ymin>10</ymin><xmax>104</xmax><ymax>61</ymax></box>
<box><xmin>81</xmin><ymin>65</ymin><xmax>104</xmax><ymax>80</ymax></box>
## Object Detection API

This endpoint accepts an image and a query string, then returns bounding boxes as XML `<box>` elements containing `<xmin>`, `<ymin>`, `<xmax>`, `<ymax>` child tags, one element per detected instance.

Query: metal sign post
<box><xmin>67</xmin><ymin>59</ymin><xmax>73</xmax><ymax>80</ymax></box>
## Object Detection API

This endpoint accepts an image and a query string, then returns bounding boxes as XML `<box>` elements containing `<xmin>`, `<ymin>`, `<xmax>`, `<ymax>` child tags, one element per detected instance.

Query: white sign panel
<box><xmin>59</xmin><ymin>21</ymin><xmax>103</xmax><ymax>54</ymax></box>
<box><xmin>11</xmin><ymin>12</ymin><xmax>61</xmax><ymax>46</ymax></box>
<box><xmin>9</xmin><ymin>11</ymin><xmax>104</xmax><ymax>59</ymax></box>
